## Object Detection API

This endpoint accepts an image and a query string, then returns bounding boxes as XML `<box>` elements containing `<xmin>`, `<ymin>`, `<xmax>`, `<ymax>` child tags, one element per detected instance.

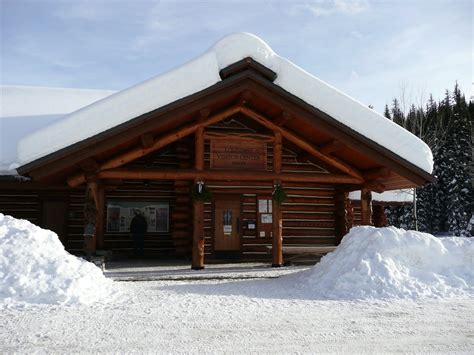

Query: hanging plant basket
<box><xmin>191</xmin><ymin>182</ymin><xmax>212</xmax><ymax>202</ymax></box>
<box><xmin>272</xmin><ymin>184</ymin><xmax>287</xmax><ymax>204</ymax></box>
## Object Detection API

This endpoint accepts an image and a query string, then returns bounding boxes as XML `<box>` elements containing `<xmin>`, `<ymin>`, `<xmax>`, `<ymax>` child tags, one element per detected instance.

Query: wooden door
<box><xmin>214</xmin><ymin>199</ymin><xmax>241</xmax><ymax>251</ymax></box>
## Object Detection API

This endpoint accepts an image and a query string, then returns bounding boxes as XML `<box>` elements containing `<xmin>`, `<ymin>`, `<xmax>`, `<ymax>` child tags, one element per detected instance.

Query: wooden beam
<box><xmin>364</xmin><ymin>180</ymin><xmax>386</xmax><ymax>193</ymax></box>
<box><xmin>272</xmin><ymin>130</ymin><xmax>283</xmax><ymax>267</ymax></box>
<box><xmin>67</xmin><ymin>106</ymin><xmax>241</xmax><ymax>187</ymax></box>
<box><xmin>79</xmin><ymin>158</ymin><xmax>99</xmax><ymax>173</ymax></box>
<box><xmin>195</xmin><ymin>127</ymin><xmax>204</xmax><ymax>171</ymax></box>
<box><xmin>273</xmin><ymin>131</ymin><xmax>282</xmax><ymax>174</ymax></box>
<box><xmin>192</xmin><ymin>199</ymin><xmax>205</xmax><ymax>270</ymax></box>
<box><xmin>83</xmin><ymin>180</ymin><xmax>98</xmax><ymax>257</ymax></box>
<box><xmin>96</xmin><ymin>168</ymin><xmax>362</xmax><ymax>184</ymax></box>
<box><xmin>320</xmin><ymin>140</ymin><xmax>344</xmax><ymax>155</ymax></box>
<box><xmin>363</xmin><ymin>167</ymin><xmax>391</xmax><ymax>180</ymax></box>
<box><xmin>360</xmin><ymin>189</ymin><xmax>372</xmax><ymax>225</ymax></box>
<box><xmin>240</xmin><ymin>106</ymin><xmax>364</xmax><ymax>181</ymax></box>
<box><xmin>95</xmin><ymin>183</ymin><xmax>105</xmax><ymax>250</ymax></box>
<box><xmin>238</xmin><ymin>90</ymin><xmax>253</xmax><ymax>106</ymax></box>
<box><xmin>140</xmin><ymin>133</ymin><xmax>154</xmax><ymax>149</ymax></box>
<box><xmin>274</xmin><ymin>111</ymin><xmax>292</xmax><ymax>126</ymax></box>
<box><xmin>192</xmin><ymin>127</ymin><xmax>205</xmax><ymax>269</ymax></box>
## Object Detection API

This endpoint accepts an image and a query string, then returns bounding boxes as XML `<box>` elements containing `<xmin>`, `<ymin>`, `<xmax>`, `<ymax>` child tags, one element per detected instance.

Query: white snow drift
<box><xmin>17</xmin><ymin>32</ymin><xmax>433</xmax><ymax>173</ymax></box>
<box><xmin>293</xmin><ymin>226</ymin><xmax>473</xmax><ymax>299</ymax></box>
<box><xmin>0</xmin><ymin>214</ymin><xmax>113</xmax><ymax>306</ymax></box>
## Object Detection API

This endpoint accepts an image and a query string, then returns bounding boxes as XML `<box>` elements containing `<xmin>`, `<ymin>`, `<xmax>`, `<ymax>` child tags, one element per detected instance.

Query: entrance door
<box><xmin>214</xmin><ymin>199</ymin><xmax>241</xmax><ymax>251</ymax></box>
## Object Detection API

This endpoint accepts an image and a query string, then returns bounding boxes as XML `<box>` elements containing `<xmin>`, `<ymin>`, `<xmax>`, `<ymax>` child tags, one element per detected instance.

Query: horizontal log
<box><xmin>284</xmin><ymin>220</ymin><xmax>335</xmax><ymax>228</ymax></box>
<box><xmin>282</xmin><ymin>236</ymin><xmax>337</xmax><ymax>245</ymax></box>
<box><xmin>282</xmin><ymin>205</ymin><xmax>336</xmax><ymax>212</ymax></box>
<box><xmin>95</xmin><ymin>168</ymin><xmax>362</xmax><ymax>185</ymax></box>
<box><xmin>283</xmin><ymin>229</ymin><xmax>335</xmax><ymax>236</ymax></box>
<box><xmin>283</xmin><ymin>213</ymin><xmax>335</xmax><ymax>220</ymax></box>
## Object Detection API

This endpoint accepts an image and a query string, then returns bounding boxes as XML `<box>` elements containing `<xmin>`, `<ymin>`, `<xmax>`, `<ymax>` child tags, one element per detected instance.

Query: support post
<box><xmin>95</xmin><ymin>184</ymin><xmax>105</xmax><ymax>250</ymax></box>
<box><xmin>360</xmin><ymin>189</ymin><xmax>373</xmax><ymax>225</ymax></box>
<box><xmin>335</xmin><ymin>189</ymin><xmax>351</xmax><ymax>244</ymax></box>
<box><xmin>373</xmin><ymin>204</ymin><xmax>387</xmax><ymax>227</ymax></box>
<box><xmin>192</xmin><ymin>126</ymin><xmax>205</xmax><ymax>270</ymax></box>
<box><xmin>83</xmin><ymin>179</ymin><xmax>98</xmax><ymax>259</ymax></box>
<box><xmin>272</xmin><ymin>131</ymin><xmax>283</xmax><ymax>267</ymax></box>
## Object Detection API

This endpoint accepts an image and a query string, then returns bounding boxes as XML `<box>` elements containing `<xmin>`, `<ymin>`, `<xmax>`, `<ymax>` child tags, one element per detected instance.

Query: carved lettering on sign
<box><xmin>210</xmin><ymin>139</ymin><xmax>267</xmax><ymax>170</ymax></box>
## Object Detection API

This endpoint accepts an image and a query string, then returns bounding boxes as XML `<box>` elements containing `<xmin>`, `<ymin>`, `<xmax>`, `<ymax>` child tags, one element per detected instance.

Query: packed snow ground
<box><xmin>1</xmin><ymin>280</ymin><xmax>473</xmax><ymax>353</ymax></box>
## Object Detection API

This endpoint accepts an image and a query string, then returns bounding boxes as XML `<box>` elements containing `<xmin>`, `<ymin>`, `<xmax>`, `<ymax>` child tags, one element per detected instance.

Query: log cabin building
<box><xmin>0</xmin><ymin>33</ymin><xmax>434</xmax><ymax>268</ymax></box>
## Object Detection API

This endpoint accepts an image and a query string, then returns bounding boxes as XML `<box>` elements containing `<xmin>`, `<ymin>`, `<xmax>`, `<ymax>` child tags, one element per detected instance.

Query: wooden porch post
<box><xmin>95</xmin><ymin>184</ymin><xmax>105</xmax><ymax>250</ymax></box>
<box><xmin>373</xmin><ymin>204</ymin><xmax>387</xmax><ymax>227</ymax></box>
<box><xmin>335</xmin><ymin>189</ymin><xmax>351</xmax><ymax>244</ymax></box>
<box><xmin>360</xmin><ymin>189</ymin><xmax>373</xmax><ymax>225</ymax></box>
<box><xmin>192</xmin><ymin>126</ymin><xmax>205</xmax><ymax>270</ymax></box>
<box><xmin>272</xmin><ymin>131</ymin><xmax>283</xmax><ymax>267</ymax></box>
<box><xmin>83</xmin><ymin>179</ymin><xmax>98</xmax><ymax>259</ymax></box>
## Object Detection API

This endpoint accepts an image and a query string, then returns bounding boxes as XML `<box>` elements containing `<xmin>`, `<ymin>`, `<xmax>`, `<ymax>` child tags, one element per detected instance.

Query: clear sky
<box><xmin>1</xmin><ymin>0</ymin><xmax>472</xmax><ymax>114</ymax></box>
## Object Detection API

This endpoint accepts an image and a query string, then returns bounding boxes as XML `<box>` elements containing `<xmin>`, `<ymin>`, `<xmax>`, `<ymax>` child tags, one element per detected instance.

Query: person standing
<box><xmin>130</xmin><ymin>210</ymin><xmax>147</xmax><ymax>256</ymax></box>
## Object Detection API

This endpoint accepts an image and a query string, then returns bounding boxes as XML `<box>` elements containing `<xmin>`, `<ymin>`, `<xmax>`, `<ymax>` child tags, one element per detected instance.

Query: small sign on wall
<box><xmin>210</xmin><ymin>139</ymin><xmax>267</xmax><ymax>170</ymax></box>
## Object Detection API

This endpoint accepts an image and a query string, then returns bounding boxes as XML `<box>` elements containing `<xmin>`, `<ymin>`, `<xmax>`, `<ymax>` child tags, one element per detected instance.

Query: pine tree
<box><xmin>445</xmin><ymin>84</ymin><xmax>472</xmax><ymax>235</ymax></box>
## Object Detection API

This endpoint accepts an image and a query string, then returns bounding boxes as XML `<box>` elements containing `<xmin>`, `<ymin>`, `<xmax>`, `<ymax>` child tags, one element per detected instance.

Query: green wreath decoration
<box><xmin>191</xmin><ymin>182</ymin><xmax>212</xmax><ymax>202</ymax></box>
<box><xmin>272</xmin><ymin>184</ymin><xmax>287</xmax><ymax>204</ymax></box>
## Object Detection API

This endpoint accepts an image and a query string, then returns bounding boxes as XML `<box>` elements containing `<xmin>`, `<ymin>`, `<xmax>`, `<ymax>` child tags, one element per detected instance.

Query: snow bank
<box><xmin>17</xmin><ymin>33</ymin><xmax>433</xmax><ymax>174</ymax></box>
<box><xmin>295</xmin><ymin>226</ymin><xmax>473</xmax><ymax>300</ymax></box>
<box><xmin>0</xmin><ymin>214</ymin><xmax>113</xmax><ymax>306</ymax></box>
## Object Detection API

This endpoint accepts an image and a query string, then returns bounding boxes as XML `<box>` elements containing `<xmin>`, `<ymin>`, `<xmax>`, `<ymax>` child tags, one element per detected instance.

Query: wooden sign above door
<box><xmin>210</xmin><ymin>138</ymin><xmax>267</xmax><ymax>170</ymax></box>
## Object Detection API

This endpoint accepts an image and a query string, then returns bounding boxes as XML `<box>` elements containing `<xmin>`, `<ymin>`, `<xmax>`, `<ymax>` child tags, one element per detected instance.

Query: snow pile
<box><xmin>296</xmin><ymin>226</ymin><xmax>473</xmax><ymax>300</ymax></box>
<box><xmin>0</xmin><ymin>214</ymin><xmax>113</xmax><ymax>305</ymax></box>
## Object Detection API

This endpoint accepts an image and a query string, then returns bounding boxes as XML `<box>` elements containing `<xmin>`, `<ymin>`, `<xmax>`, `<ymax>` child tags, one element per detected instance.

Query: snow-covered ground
<box><xmin>1</xmin><ymin>214</ymin><xmax>473</xmax><ymax>352</ymax></box>
<box><xmin>1</xmin><ymin>280</ymin><xmax>473</xmax><ymax>353</ymax></box>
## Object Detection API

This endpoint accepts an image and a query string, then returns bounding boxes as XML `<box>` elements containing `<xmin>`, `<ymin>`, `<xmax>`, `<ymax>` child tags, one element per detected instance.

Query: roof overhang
<box><xmin>17</xmin><ymin>58</ymin><xmax>434</xmax><ymax>189</ymax></box>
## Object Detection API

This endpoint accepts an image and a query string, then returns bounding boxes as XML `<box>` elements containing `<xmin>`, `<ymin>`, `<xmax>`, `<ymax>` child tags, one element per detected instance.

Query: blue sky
<box><xmin>1</xmin><ymin>0</ymin><xmax>472</xmax><ymax>113</ymax></box>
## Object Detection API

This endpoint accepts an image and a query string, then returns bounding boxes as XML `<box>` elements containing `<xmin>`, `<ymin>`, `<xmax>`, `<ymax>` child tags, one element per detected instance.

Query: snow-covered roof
<box><xmin>0</xmin><ymin>86</ymin><xmax>115</xmax><ymax>175</ymax></box>
<box><xmin>13</xmin><ymin>33</ymin><xmax>433</xmax><ymax>175</ymax></box>
<box><xmin>349</xmin><ymin>189</ymin><xmax>414</xmax><ymax>203</ymax></box>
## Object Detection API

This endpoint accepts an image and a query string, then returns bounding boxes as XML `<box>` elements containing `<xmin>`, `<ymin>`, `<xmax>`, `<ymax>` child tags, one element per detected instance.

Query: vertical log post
<box><xmin>373</xmin><ymin>204</ymin><xmax>387</xmax><ymax>227</ymax></box>
<box><xmin>272</xmin><ymin>131</ymin><xmax>283</xmax><ymax>267</ymax></box>
<box><xmin>83</xmin><ymin>179</ymin><xmax>98</xmax><ymax>259</ymax></box>
<box><xmin>335</xmin><ymin>189</ymin><xmax>351</xmax><ymax>244</ymax></box>
<box><xmin>360</xmin><ymin>189</ymin><xmax>373</xmax><ymax>225</ymax></box>
<box><xmin>95</xmin><ymin>184</ymin><xmax>105</xmax><ymax>250</ymax></box>
<box><xmin>192</xmin><ymin>126</ymin><xmax>205</xmax><ymax>270</ymax></box>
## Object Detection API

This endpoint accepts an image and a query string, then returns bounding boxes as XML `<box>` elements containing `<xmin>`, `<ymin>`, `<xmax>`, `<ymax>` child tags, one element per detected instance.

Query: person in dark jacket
<box><xmin>130</xmin><ymin>210</ymin><xmax>147</xmax><ymax>256</ymax></box>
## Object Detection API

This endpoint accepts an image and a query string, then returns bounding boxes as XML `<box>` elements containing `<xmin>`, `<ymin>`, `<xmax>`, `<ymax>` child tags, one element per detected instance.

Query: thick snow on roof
<box><xmin>17</xmin><ymin>33</ymin><xmax>433</xmax><ymax>174</ymax></box>
<box><xmin>349</xmin><ymin>189</ymin><xmax>414</xmax><ymax>203</ymax></box>
<box><xmin>0</xmin><ymin>86</ymin><xmax>114</xmax><ymax>174</ymax></box>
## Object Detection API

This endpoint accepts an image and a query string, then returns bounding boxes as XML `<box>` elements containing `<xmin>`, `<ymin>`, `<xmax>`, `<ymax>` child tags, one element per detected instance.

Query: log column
<box><xmin>373</xmin><ymin>204</ymin><xmax>387</xmax><ymax>227</ymax></box>
<box><xmin>360</xmin><ymin>189</ymin><xmax>373</xmax><ymax>225</ymax></box>
<box><xmin>272</xmin><ymin>131</ymin><xmax>283</xmax><ymax>267</ymax></box>
<box><xmin>335</xmin><ymin>189</ymin><xmax>351</xmax><ymax>244</ymax></box>
<box><xmin>83</xmin><ymin>178</ymin><xmax>99</xmax><ymax>259</ymax></box>
<box><xmin>192</xmin><ymin>126</ymin><xmax>205</xmax><ymax>270</ymax></box>
<box><xmin>95</xmin><ymin>184</ymin><xmax>105</xmax><ymax>250</ymax></box>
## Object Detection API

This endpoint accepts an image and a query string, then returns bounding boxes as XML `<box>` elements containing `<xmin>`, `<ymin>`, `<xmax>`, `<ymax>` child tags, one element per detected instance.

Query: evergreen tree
<box><xmin>444</xmin><ymin>84</ymin><xmax>472</xmax><ymax>235</ymax></box>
